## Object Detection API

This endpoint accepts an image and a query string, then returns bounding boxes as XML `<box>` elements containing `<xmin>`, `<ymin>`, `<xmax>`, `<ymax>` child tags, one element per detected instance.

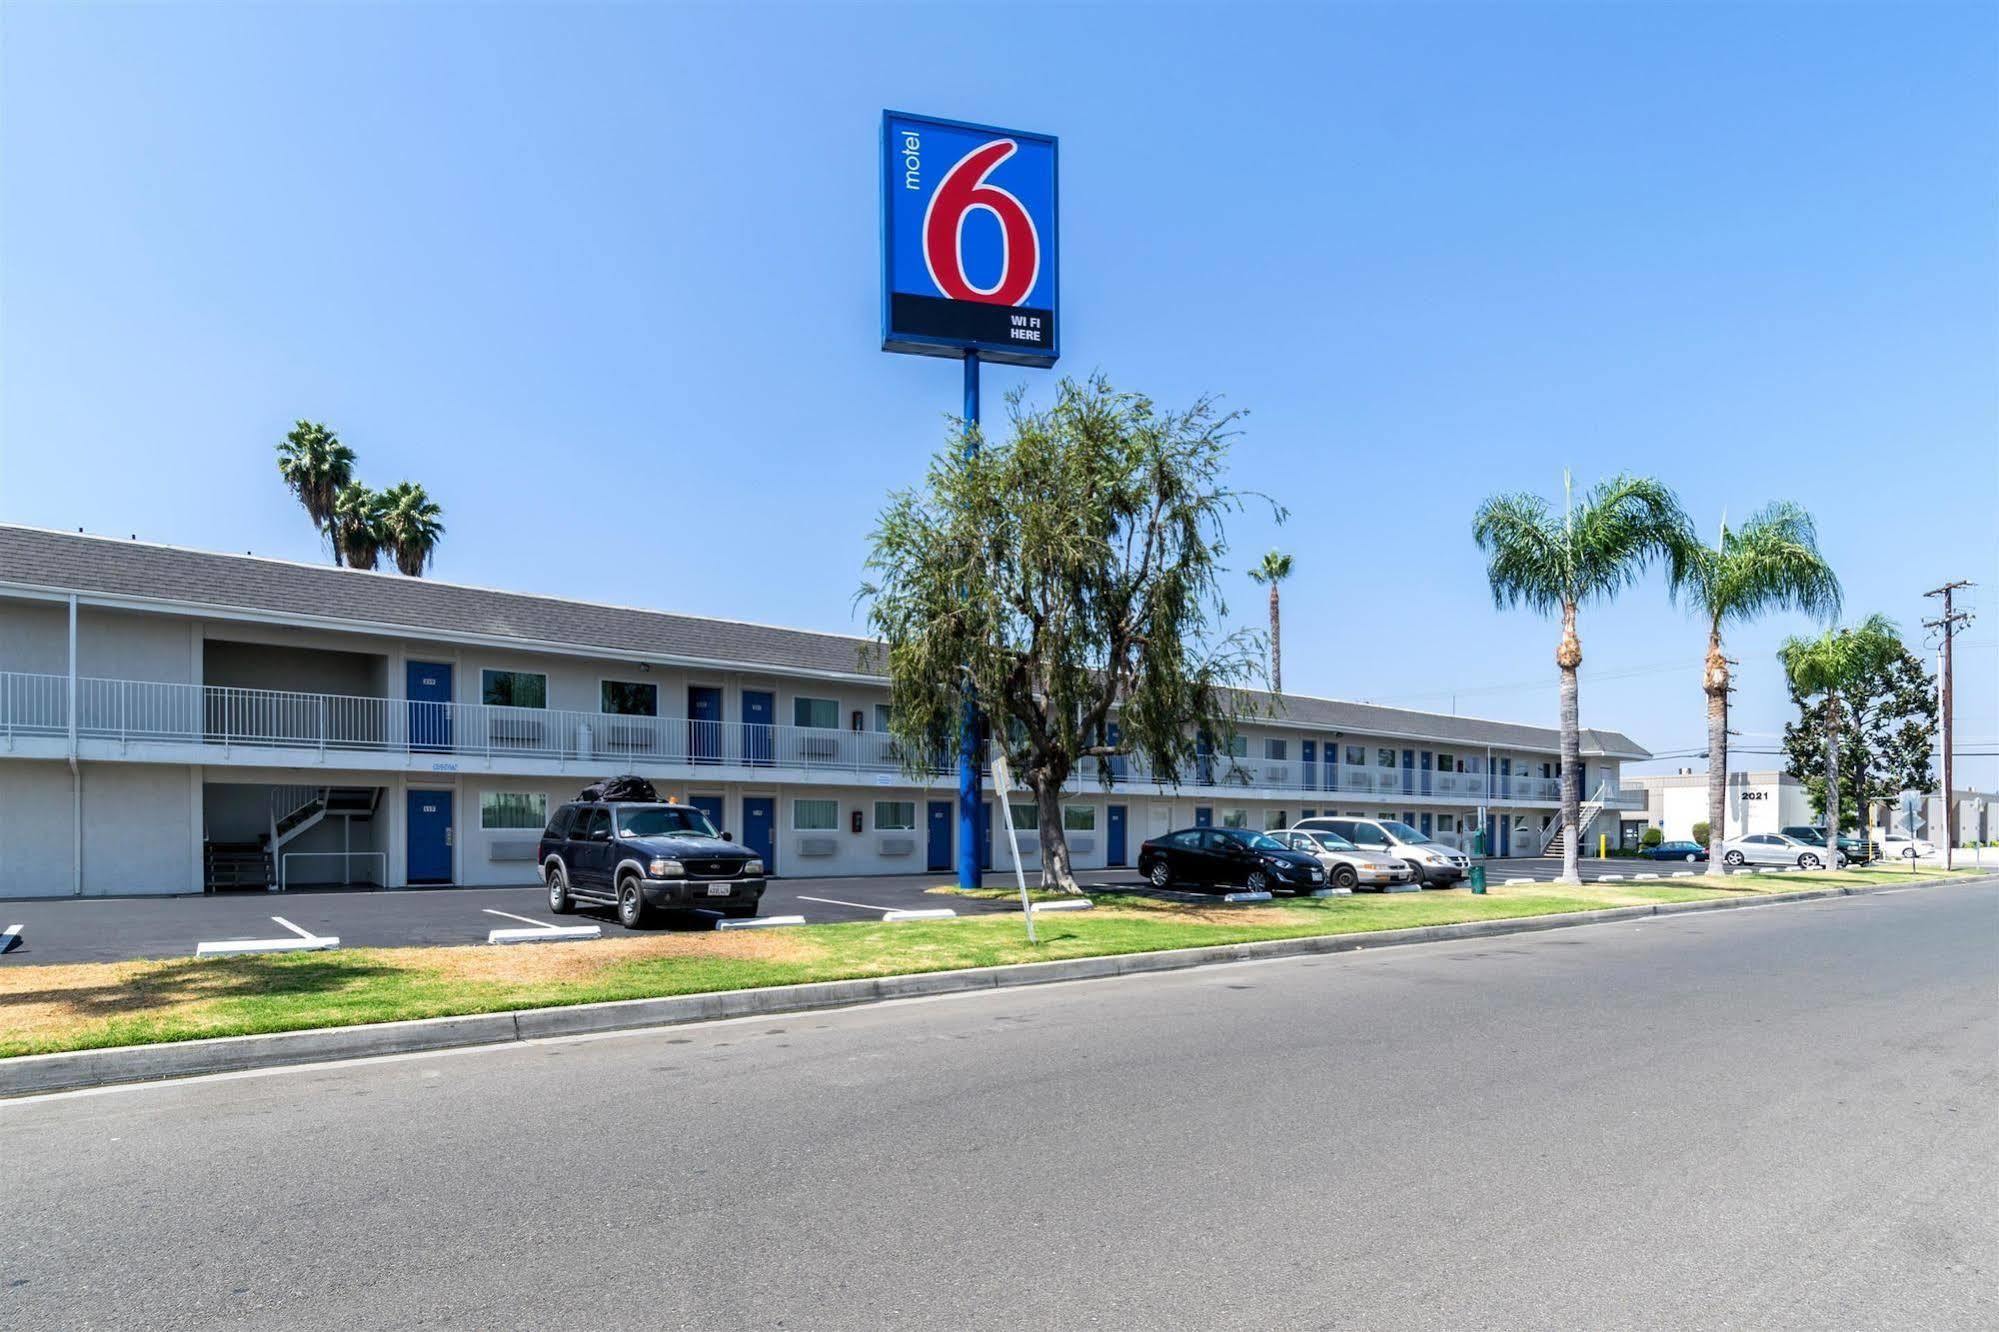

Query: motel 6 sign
<box><xmin>881</xmin><ymin>111</ymin><xmax>1059</xmax><ymax>367</ymax></box>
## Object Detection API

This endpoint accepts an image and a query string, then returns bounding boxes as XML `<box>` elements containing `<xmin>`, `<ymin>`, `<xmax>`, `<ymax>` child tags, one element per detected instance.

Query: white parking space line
<box><xmin>195</xmin><ymin>917</ymin><xmax>340</xmax><ymax>958</ymax></box>
<box><xmin>796</xmin><ymin>895</ymin><xmax>907</xmax><ymax>913</ymax></box>
<box><xmin>481</xmin><ymin>908</ymin><xmax>601</xmax><ymax>945</ymax></box>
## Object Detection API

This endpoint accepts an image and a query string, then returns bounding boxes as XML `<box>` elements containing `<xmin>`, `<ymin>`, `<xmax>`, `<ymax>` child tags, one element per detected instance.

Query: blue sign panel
<box><xmin>881</xmin><ymin>111</ymin><xmax>1059</xmax><ymax>367</ymax></box>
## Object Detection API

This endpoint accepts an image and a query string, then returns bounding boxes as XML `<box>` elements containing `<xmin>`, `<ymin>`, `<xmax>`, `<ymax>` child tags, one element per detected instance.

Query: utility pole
<box><xmin>1923</xmin><ymin>580</ymin><xmax>1974</xmax><ymax>871</ymax></box>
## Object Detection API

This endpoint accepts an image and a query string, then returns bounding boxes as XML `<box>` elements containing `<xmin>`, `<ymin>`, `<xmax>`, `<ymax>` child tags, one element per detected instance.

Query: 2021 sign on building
<box><xmin>880</xmin><ymin>111</ymin><xmax>1059</xmax><ymax>367</ymax></box>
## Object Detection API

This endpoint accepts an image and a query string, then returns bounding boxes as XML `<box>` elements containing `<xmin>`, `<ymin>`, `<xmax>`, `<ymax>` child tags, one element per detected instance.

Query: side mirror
<box><xmin>721</xmin><ymin>830</ymin><xmax>734</xmax><ymax>841</ymax></box>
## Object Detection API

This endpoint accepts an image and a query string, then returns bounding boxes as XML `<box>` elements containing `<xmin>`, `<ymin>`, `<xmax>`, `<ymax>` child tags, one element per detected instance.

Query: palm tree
<box><xmin>379</xmin><ymin>481</ymin><xmax>446</xmax><ymax>576</ymax></box>
<box><xmin>1778</xmin><ymin>614</ymin><xmax>1901</xmax><ymax>855</ymax></box>
<box><xmin>330</xmin><ymin>483</ymin><xmax>390</xmax><ymax>571</ymax></box>
<box><xmin>1247</xmin><ymin>550</ymin><xmax>1294</xmax><ymax>692</ymax></box>
<box><xmin>1473</xmin><ymin>472</ymin><xmax>1688</xmax><ymax>884</ymax></box>
<box><xmin>275</xmin><ymin>421</ymin><xmax>356</xmax><ymax>564</ymax></box>
<box><xmin>1673</xmin><ymin>504</ymin><xmax>1841</xmax><ymax>875</ymax></box>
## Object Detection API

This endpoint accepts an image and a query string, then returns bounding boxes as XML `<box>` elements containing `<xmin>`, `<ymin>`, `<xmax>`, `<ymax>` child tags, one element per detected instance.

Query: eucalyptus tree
<box><xmin>1248</xmin><ymin>550</ymin><xmax>1294</xmax><ymax>693</ymax></box>
<box><xmin>380</xmin><ymin>482</ymin><xmax>446</xmax><ymax>576</ymax></box>
<box><xmin>1778</xmin><ymin>614</ymin><xmax>1903</xmax><ymax>846</ymax></box>
<box><xmin>275</xmin><ymin>421</ymin><xmax>355</xmax><ymax>563</ymax></box>
<box><xmin>331</xmin><ymin>484</ymin><xmax>390</xmax><ymax>571</ymax></box>
<box><xmin>1674</xmin><ymin>504</ymin><xmax>1841</xmax><ymax>874</ymax></box>
<box><xmin>862</xmin><ymin>375</ymin><xmax>1271</xmax><ymax>888</ymax></box>
<box><xmin>1473</xmin><ymin>472</ymin><xmax>1688</xmax><ymax>884</ymax></box>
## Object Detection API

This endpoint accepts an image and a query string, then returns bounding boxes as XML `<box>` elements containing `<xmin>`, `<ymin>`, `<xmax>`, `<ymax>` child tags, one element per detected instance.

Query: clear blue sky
<box><xmin>3</xmin><ymin>3</ymin><xmax>1993</xmax><ymax>784</ymax></box>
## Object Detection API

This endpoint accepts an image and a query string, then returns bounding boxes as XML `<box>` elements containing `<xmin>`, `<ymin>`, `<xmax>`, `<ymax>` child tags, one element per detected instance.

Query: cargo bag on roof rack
<box><xmin>578</xmin><ymin>774</ymin><xmax>659</xmax><ymax>803</ymax></box>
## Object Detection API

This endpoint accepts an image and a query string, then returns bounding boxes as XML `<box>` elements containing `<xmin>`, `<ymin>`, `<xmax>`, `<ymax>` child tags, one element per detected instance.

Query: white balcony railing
<box><xmin>1</xmin><ymin>671</ymin><xmax>1586</xmax><ymax>803</ymax></box>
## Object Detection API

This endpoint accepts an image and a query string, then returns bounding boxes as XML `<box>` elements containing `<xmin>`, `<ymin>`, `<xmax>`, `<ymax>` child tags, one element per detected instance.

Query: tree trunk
<box><xmin>1703</xmin><ymin>626</ymin><xmax>1729</xmax><ymax>877</ymax></box>
<box><xmin>1556</xmin><ymin>600</ymin><xmax>1582</xmax><ymax>885</ymax></box>
<box><xmin>1032</xmin><ymin>769</ymin><xmax>1078</xmax><ymax>890</ymax></box>
<box><xmin>1268</xmin><ymin>584</ymin><xmax>1282</xmax><ymax>694</ymax></box>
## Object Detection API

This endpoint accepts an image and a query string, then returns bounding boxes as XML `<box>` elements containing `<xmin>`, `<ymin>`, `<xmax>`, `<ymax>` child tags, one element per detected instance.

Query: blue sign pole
<box><xmin>958</xmin><ymin>352</ymin><xmax>982</xmax><ymax>888</ymax></box>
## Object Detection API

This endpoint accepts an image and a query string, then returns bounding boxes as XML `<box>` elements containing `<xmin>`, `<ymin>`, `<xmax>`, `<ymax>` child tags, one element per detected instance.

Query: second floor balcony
<box><xmin>0</xmin><ymin>671</ymin><xmax>1616</xmax><ymax>805</ymax></box>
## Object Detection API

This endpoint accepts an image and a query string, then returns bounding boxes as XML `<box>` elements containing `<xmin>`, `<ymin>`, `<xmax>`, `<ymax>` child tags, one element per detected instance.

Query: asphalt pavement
<box><xmin>2</xmin><ymin>859</ymin><xmax>1694</xmax><ymax>966</ymax></box>
<box><xmin>3</xmin><ymin>880</ymin><xmax>1991</xmax><ymax>1330</ymax></box>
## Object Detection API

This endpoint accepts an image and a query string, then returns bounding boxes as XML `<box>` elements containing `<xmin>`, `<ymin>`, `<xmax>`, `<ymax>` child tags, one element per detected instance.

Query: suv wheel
<box><xmin>546</xmin><ymin>864</ymin><xmax>573</xmax><ymax>913</ymax></box>
<box><xmin>1148</xmin><ymin>861</ymin><xmax>1173</xmax><ymax>889</ymax></box>
<box><xmin>616</xmin><ymin>875</ymin><xmax>650</xmax><ymax>929</ymax></box>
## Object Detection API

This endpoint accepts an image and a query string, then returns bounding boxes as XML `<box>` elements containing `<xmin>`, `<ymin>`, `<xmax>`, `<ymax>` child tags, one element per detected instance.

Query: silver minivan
<box><xmin>1293</xmin><ymin>816</ymin><xmax>1469</xmax><ymax>888</ymax></box>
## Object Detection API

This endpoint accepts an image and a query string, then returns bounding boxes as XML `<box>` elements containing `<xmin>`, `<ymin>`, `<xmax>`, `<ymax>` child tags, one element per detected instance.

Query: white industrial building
<box><xmin>1624</xmin><ymin>769</ymin><xmax>1815</xmax><ymax>845</ymax></box>
<box><xmin>0</xmin><ymin>525</ymin><xmax>1651</xmax><ymax>898</ymax></box>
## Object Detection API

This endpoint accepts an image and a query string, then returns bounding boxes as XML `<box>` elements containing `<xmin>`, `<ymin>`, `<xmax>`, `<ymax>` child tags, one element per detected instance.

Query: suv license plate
<box><xmin>706</xmin><ymin>884</ymin><xmax>731</xmax><ymax>897</ymax></box>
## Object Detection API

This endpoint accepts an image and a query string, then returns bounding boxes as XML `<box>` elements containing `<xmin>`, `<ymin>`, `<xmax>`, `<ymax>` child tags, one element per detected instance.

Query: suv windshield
<box><xmin>616</xmin><ymin>807</ymin><xmax>719</xmax><ymax>839</ymax></box>
<box><xmin>1379</xmin><ymin>821</ymin><xmax>1426</xmax><ymax>843</ymax></box>
<box><xmin>1785</xmin><ymin>827</ymin><xmax>1826</xmax><ymax>845</ymax></box>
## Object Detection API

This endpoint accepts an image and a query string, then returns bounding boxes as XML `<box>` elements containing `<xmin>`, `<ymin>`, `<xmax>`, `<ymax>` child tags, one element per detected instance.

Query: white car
<box><xmin>1292</xmin><ymin>817</ymin><xmax>1469</xmax><ymax>888</ymax></box>
<box><xmin>1720</xmin><ymin>832</ymin><xmax>1847</xmax><ymax>871</ymax></box>
<box><xmin>1875</xmin><ymin>835</ymin><xmax>1936</xmax><ymax>860</ymax></box>
<box><xmin>1267</xmin><ymin>829</ymin><xmax>1416</xmax><ymax>893</ymax></box>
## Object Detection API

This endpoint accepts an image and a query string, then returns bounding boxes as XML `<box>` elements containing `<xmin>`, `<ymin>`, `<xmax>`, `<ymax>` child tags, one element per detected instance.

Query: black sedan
<box><xmin>1137</xmin><ymin>827</ymin><xmax>1327</xmax><ymax>894</ymax></box>
<box><xmin>1640</xmin><ymin>840</ymin><xmax>1708</xmax><ymax>862</ymax></box>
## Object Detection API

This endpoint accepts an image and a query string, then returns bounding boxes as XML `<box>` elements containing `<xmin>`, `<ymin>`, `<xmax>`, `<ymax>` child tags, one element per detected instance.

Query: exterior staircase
<box><xmin>1540</xmin><ymin>782</ymin><xmax>1609</xmax><ymax>857</ymax></box>
<box><xmin>265</xmin><ymin>785</ymin><xmax>382</xmax><ymax>889</ymax></box>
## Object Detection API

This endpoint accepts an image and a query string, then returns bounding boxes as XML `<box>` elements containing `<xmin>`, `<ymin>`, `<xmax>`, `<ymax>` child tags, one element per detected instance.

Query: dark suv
<box><xmin>539</xmin><ymin>801</ymin><xmax>766</xmax><ymax>927</ymax></box>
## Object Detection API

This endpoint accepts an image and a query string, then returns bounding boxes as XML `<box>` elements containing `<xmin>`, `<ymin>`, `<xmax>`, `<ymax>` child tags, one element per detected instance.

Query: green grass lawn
<box><xmin>1</xmin><ymin>871</ymin><xmax>1981</xmax><ymax>1060</ymax></box>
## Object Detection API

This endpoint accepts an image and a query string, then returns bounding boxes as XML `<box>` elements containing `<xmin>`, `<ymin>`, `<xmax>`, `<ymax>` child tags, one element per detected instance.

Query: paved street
<box><xmin>2</xmin><ymin>859</ymin><xmax>1704</xmax><ymax>966</ymax></box>
<box><xmin>3</xmin><ymin>881</ymin><xmax>1992</xmax><ymax>1330</ymax></box>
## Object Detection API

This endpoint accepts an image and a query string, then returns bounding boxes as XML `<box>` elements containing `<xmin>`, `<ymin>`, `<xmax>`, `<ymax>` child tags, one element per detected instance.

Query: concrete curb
<box><xmin>4</xmin><ymin>875</ymin><xmax>1987</xmax><ymax>1099</ymax></box>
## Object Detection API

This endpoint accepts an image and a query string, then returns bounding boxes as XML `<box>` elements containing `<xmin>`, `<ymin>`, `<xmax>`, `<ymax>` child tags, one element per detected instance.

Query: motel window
<box><xmin>1009</xmin><ymin>803</ymin><xmax>1039</xmax><ymax>831</ymax></box>
<box><xmin>1344</xmin><ymin>745</ymin><xmax>1365</xmax><ymax>766</ymax></box>
<box><xmin>1436</xmin><ymin>752</ymin><xmax>1453</xmax><ymax>773</ymax></box>
<box><xmin>1264</xmin><ymin>739</ymin><xmax>1288</xmax><ymax>762</ymax></box>
<box><xmin>793</xmin><ymin>799</ymin><xmax>839</xmax><ymax>831</ymax></box>
<box><xmin>874</xmin><ymin>801</ymin><xmax>916</xmax><ymax>831</ymax></box>
<box><xmin>1221</xmin><ymin>808</ymin><xmax>1249</xmax><ymax>829</ymax></box>
<box><xmin>1263</xmin><ymin>809</ymin><xmax>1288</xmax><ymax>831</ymax></box>
<box><xmin>481</xmin><ymin>792</ymin><xmax>547</xmax><ymax>830</ymax></box>
<box><xmin>874</xmin><ymin>703</ymin><xmax>892</xmax><ymax>732</ymax></box>
<box><xmin>1377</xmin><ymin>748</ymin><xmax>1396</xmax><ymax>768</ymax></box>
<box><xmin>793</xmin><ymin>697</ymin><xmax>839</xmax><ymax>730</ymax></box>
<box><xmin>1227</xmin><ymin>735</ymin><xmax>1249</xmax><ymax>758</ymax></box>
<box><xmin>1063</xmin><ymin>805</ymin><xmax>1096</xmax><ymax>832</ymax></box>
<box><xmin>481</xmin><ymin>669</ymin><xmax>546</xmax><ymax>709</ymax></box>
<box><xmin>600</xmin><ymin>680</ymin><xmax>659</xmax><ymax>717</ymax></box>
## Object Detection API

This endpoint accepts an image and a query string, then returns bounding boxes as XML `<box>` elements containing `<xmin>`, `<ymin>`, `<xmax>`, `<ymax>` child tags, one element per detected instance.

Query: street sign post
<box><xmin>990</xmin><ymin>753</ymin><xmax>1037</xmax><ymax>942</ymax></box>
<box><xmin>882</xmin><ymin>110</ymin><xmax>1060</xmax><ymax>890</ymax></box>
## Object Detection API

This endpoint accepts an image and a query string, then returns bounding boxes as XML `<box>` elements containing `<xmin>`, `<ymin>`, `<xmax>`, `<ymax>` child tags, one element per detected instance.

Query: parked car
<box><xmin>1292</xmin><ymin>816</ymin><xmax>1469</xmax><ymax>888</ymax></box>
<box><xmin>1719</xmin><ymin>832</ymin><xmax>1847</xmax><ymax>871</ymax></box>
<box><xmin>1266</xmin><ymin>829</ymin><xmax>1416</xmax><ymax>892</ymax></box>
<box><xmin>1781</xmin><ymin>826</ymin><xmax>1878</xmax><ymax>862</ymax></box>
<box><xmin>1875</xmin><ymin>834</ymin><xmax>1936</xmax><ymax>860</ymax></box>
<box><xmin>1137</xmin><ymin>827</ymin><xmax>1327</xmax><ymax>894</ymax></box>
<box><xmin>539</xmin><ymin>800</ymin><xmax>766</xmax><ymax>927</ymax></box>
<box><xmin>1640</xmin><ymin>840</ymin><xmax>1708</xmax><ymax>862</ymax></box>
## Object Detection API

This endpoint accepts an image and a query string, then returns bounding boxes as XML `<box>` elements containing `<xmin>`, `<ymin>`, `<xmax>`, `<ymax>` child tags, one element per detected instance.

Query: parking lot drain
<box><xmin>195</xmin><ymin>917</ymin><xmax>338</xmax><ymax>958</ymax></box>
<box><xmin>882</xmin><ymin>908</ymin><xmax>958</xmax><ymax>922</ymax></box>
<box><xmin>716</xmin><ymin>915</ymin><xmax>807</xmax><ymax>930</ymax></box>
<box><xmin>1221</xmin><ymin>891</ymin><xmax>1273</xmax><ymax>903</ymax></box>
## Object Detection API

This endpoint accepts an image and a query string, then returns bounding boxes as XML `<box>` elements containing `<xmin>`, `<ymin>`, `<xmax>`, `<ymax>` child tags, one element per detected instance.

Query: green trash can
<box><xmin>1469</xmin><ymin>864</ymin><xmax>1486</xmax><ymax>894</ymax></box>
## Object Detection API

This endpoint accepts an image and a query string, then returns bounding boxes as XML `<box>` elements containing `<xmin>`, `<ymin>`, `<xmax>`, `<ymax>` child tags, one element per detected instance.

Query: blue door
<box><xmin>1401</xmin><ymin>749</ymin><xmax>1415</xmax><ymax>795</ymax></box>
<box><xmin>689</xmin><ymin>794</ymin><xmax>726</xmax><ymax>836</ymax></box>
<box><xmin>1194</xmin><ymin>806</ymin><xmax>1213</xmax><ymax>828</ymax></box>
<box><xmin>406</xmin><ymin>662</ymin><xmax>453</xmax><ymax>751</ymax></box>
<box><xmin>1301</xmin><ymin>740</ymin><xmax>1316</xmax><ymax>792</ymax></box>
<box><xmin>927</xmin><ymin>801</ymin><xmax>953</xmax><ymax>872</ymax></box>
<box><xmin>1106</xmin><ymin>805</ymin><xmax>1127</xmax><ymax>866</ymax></box>
<box><xmin>1499</xmin><ymin>817</ymin><xmax>1512</xmax><ymax>857</ymax></box>
<box><xmin>689</xmin><ymin>687</ymin><xmax>723</xmax><ymax>763</ymax></box>
<box><xmin>1487</xmin><ymin>814</ymin><xmax>1500</xmax><ymax>857</ymax></box>
<box><xmin>406</xmin><ymin>789</ymin><xmax>453</xmax><ymax>884</ymax></box>
<box><xmin>742</xmin><ymin>797</ymin><xmax>775</xmax><ymax>873</ymax></box>
<box><xmin>980</xmin><ymin>801</ymin><xmax>993</xmax><ymax>871</ymax></box>
<box><xmin>742</xmin><ymin>690</ymin><xmax>774</xmax><ymax>767</ymax></box>
<box><xmin>1420</xmin><ymin>751</ymin><xmax>1433</xmax><ymax>796</ymax></box>
<box><xmin>1420</xmin><ymin>812</ymin><xmax>1433</xmax><ymax>838</ymax></box>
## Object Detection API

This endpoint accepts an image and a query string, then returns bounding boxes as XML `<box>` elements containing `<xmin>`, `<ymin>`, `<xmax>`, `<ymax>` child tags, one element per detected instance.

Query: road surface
<box><xmin>3</xmin><ymin>881</ymin><xmax>1993</xmax><ymax>1329</ymax></box>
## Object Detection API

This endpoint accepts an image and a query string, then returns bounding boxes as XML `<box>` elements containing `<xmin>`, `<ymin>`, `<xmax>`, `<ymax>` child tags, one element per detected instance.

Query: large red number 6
<box><xmin>922</xmin><ymin>139</ymin><xmax>1041</xmax><ymax>307</ymax></box>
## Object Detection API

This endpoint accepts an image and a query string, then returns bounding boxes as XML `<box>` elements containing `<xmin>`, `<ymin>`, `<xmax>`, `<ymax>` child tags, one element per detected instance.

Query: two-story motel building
<box><xmin>0</xmin><ymin>526</ymin><xmax>1650</xmax><ymax>898</ymax></box>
